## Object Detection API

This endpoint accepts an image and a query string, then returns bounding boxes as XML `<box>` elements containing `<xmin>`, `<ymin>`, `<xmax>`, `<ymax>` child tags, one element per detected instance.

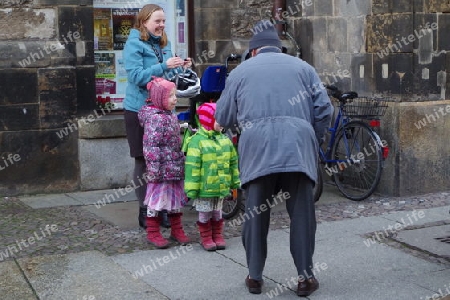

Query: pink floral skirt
<box><xmin>144</xmin><ymin>180</ymin><xmax>187</xmax><ymax>212</ymax></box>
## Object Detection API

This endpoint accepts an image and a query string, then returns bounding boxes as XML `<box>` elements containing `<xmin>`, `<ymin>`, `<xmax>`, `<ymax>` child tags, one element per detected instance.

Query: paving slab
<box><xmin>82</xmin><ymin>201</ymin><xmax>139</xmax><ymax>231</ymax></box>
<box><xmin>379</xmin><ymin>205</ymin><xmax>450</xmax><ymax>226</ymax></box>
<box><xmin>17</xmin><ymin>251</ymin><xmax>167</xmax><ymax>300</ymax></box>
<box><xmin>216</xmin><ymin>226</ymin><xmax>448</xmax><ymax>300</ymax></box>
<box><xmin>69</xmin><ymin>189</ymin><xmax>137</xmax><ymax>206</ymax></box>
<box><xmin>19</xmin><ymin>193</ymin><xmax>82</xmax><ymax>208</ymax></box>
<box><xmin>0</xmin><ymin>260</ymin><xmax>36</xmax><ymax>300</ymax></box>
<box><xmin>395</xmin><ymin>224</ymin><xmax>450</xmax><ymax>258</ymax></box>
<box><xmin>19</xmin><ymin>189</ymin><xmax>138</xmax><ymax>209</ymax></box>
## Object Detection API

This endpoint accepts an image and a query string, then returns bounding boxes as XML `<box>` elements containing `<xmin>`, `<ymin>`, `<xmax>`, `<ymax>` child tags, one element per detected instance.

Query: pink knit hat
<box><xmin>197</xmin><ymin>103</ymin><xmax>216</xmax><ymax>131</ymax></box>
<box><xmin>146</xmin><ymin>77</ymin><xmax>176</xmax><ymax>110</ymax></box>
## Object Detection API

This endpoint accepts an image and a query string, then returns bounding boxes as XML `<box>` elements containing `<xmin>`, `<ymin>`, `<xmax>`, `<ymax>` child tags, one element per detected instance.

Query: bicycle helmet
<box><xmin>168</xmin><ymin>68</ymin><xmax>201</xmax><ymax>98</ymax></box>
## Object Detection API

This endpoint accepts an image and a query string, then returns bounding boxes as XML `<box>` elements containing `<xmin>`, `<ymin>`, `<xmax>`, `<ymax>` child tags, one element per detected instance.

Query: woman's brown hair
<box><xmin>134</xmin><ymin>4</ymin><xmax>168</xmax><ymax>47</ymax></box>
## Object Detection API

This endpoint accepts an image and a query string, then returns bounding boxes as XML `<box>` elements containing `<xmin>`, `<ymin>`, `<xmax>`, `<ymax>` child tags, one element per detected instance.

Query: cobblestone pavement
<box><xmin>0</xmin><ymin>191</ymin><xmax>448</xmax><ymax>262</ymax></box>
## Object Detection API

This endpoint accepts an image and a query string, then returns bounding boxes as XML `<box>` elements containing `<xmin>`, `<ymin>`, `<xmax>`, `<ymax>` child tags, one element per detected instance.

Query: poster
<box><xmin>94</xmin><ymin>8</ymin><xmax>113</xmax><ymax>51</ymax></box>
<box><xmin>112</xmin><ymin>8</ymin><xmax>139</xmax><ymax>50</ymax></box>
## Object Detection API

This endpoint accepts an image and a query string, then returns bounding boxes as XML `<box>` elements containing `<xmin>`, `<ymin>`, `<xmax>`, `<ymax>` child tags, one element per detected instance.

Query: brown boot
<box><xmin>197</xmin><ymin>221</ymin><xmax>216</xmax><ymax>251</ymax></box>
<box><xmin>168</xmin><ymin>213</ymin><xmax>190</xmax><ymax>245</ymax></box>
<box><xmin>146</xmin><ymin>216</ymin><xmax>169</xmax><ymax>249</ymax></box>
<box><xmin>211</xmin><ymin>219</ymin><xmax>226</xmax><ymax>250</ymax></box>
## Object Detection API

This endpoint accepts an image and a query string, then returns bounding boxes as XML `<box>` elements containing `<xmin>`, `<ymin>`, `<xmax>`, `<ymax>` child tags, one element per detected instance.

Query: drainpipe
<box><xmin>272</xmin><ymin>0</ymin><xmax>286</xmax><ymax>36</ymax></box>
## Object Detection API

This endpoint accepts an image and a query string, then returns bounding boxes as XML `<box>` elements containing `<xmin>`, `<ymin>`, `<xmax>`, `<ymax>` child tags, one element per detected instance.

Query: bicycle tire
<box><xmin>331</xmin><ymin>121</ymin><xmax>383</xmax><ymax>201</ymax></box>
<box><xmin>313</xmin><ymin>164</ymin><xmax>323</xmax><ymax>202</ymax></box>
<box><xmin>222</xmin><ymin>189</ymin><xmax>244</xmax><ymax>219</ymax></box>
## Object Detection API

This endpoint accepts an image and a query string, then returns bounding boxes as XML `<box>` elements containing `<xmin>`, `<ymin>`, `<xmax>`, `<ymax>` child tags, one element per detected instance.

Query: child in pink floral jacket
<box><xmin>137</xmin><ymin>77</ymin><xmax>190</xmax><ymax>249</ymax></box>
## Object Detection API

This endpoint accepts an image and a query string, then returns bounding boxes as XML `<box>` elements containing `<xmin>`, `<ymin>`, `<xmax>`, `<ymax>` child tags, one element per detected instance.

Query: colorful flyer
<box><xmin>94</xmin><ymin>8</ymin><xmax>113</xmax><ymax>51</ymax></box>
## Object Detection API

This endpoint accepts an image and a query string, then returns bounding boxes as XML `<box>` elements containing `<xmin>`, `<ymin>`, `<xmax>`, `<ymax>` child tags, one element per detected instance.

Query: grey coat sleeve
<box><xmin>310</xmin><ymin>71</ymin><xmax>334</xmax><ymax>143</ymax></box>
<box><xmin>215</xmin><ymin>73</ymin><xmax>238</xmax><ymax>129</ymax></box>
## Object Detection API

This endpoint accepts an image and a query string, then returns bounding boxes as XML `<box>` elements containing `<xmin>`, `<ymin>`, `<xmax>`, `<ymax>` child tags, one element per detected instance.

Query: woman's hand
<box><xmin>182</xmin><ymin>57</ymin><xmax>192</xmax><ymax>69</ymax></box>
<box><xmin>166</xmin><ymin>56</ymin><xmax>185</xmax><ymax>69</ymax></box>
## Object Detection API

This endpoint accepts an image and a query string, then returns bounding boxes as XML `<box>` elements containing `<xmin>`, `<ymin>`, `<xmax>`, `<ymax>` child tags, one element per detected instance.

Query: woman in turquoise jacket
<box><xmin>123</xmin><ymin>4</ymin><xmax>192</xmax><ymax>229</ymax></box>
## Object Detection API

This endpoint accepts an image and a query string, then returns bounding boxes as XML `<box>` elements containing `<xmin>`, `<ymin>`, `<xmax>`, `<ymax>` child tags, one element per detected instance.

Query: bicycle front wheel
<box><xmin>331</xmin><ymin>121</ymin><xmax>383</xmax><ymax>201</ymax></box>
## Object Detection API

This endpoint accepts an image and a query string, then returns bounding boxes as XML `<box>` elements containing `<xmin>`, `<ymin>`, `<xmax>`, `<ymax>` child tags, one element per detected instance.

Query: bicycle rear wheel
<box><xmin>331</xmin><ymin>121</ymin><xmax>382</xmax><ymax>201</ymax></box>
<box><xmin>222</xmin><ymin>189</ymin><xmax>244</xmax><ymax>219</ymax></box>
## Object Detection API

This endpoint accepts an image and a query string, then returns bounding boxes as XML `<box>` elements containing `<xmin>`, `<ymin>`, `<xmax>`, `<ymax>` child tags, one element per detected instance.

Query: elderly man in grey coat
<box><xmin>215</xmin><ymin>20</ymin><xmax>333</xmax><ymax>297</ymax></box>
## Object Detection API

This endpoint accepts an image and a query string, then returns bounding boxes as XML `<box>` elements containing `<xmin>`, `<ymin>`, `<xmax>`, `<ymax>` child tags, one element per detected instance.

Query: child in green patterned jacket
<box><xmin>184</xmin><ymin>103</ymin><xmax>240</xmax><ymax>251</ymax></box>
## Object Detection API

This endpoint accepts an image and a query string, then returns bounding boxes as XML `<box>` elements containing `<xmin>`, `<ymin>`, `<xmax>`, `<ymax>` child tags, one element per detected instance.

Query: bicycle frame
<box><xmin>318</xmin><ymin>103</ymin><xmax>350</xmax><ymax>166</ymax></box>
<box><xmin>319</xmin><ymin>99</ymin><xmax>387</xmax><ymax>168</ymax></box>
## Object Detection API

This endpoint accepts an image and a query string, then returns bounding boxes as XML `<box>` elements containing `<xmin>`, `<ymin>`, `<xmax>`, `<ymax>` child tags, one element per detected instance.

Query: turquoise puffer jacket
<box><xmin>123</xmin><ymin>29</ymin><xmax>173</xmax><ymax>112</ymax></box>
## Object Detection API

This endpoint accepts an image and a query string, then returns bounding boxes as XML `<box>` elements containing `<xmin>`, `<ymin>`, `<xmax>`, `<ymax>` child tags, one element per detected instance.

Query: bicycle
<box><xmin>313</xmin><ymin>85</ymin><xmax>390</xmax><ymax>201</ymax></box>
<box><xmin>180</xmin><ymin>53</ymin><xmax>244</xmax><ymax>219</ymax></box>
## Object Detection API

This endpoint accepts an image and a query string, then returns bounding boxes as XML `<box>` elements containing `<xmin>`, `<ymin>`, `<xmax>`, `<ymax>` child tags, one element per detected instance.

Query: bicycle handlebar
<box><xmin>225</xmin><ymin>53</ymin><xmax>242</xmax><ymax>71</ymax></box>
<box><xmin>325</xmin><ymin>85</ymin><xmax>358</xmax><ymax>102</ymax></box>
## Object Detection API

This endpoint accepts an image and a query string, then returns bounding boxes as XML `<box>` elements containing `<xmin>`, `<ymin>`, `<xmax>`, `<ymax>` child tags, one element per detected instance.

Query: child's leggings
<box><xmin>198</xmin><ymin>210</ymin><xmax>222</xmax><ymax>223</ymax></box>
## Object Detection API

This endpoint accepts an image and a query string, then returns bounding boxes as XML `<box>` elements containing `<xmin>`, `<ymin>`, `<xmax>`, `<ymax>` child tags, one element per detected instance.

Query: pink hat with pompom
<box><xmin>146</xmin><ymin>77</ymin><xmax>176</xmax><ymax>110</ymax></box>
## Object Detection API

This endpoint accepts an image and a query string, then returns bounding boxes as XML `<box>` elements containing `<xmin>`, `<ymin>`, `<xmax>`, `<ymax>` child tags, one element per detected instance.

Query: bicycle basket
<box><xmin>342</xmin><ymin>97</ymin><xmax>389</xmax><ymax>118</ymax></box>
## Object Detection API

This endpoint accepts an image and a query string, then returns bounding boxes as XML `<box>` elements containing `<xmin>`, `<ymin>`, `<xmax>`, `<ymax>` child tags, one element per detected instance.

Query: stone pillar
<box><xmin>0</xmin><ymin>0</ymin><xmax>94</xmax><ymax>196</ymax></box>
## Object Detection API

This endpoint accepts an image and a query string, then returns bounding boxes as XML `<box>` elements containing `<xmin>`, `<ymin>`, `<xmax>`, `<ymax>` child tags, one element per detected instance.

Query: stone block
<box><xmin>0</xmin><ymin>42</ymin><xmax>16</xmax><ymax>68</ymax></box>
<box><xmin>36</xmin><ymin>0</ymin><xmax>91</xmax><ymax>5</ymax></box>
<box><xmin>438</xmin><ymin>14</ymin><xmax>450</xmax><ymax>51</ymax></box>
<box><xmin>7</xmin><ymin>41</ymin><xmax>52</xmax><ymax>68</ymax></box>
<box><xmin>78</xmin><ymin>114</ymin><xmax>126</xmax><ymax>139</ymax></box>
<box><xmin>347</xmin><ymin>16</ymin><xmax>366</xmax><ymax>54</ymax></box>
<box><xmin>350</xmin><ymin>54</ymin><xmax>376</xmax><ymax>95</ymax></box>
<box><xmin>413</xmin><ymin>52</ymin><xmax>446</xmax><ymax>98</ymax></box>
<box><xmin>425</xmin><ymin>0</ymin><xmax>450</xmax><ymax>13</ymax></box>
<box><xmin>58</xmin><ymin>6</ymin><xmax>94</xmax><ymax>42</ymax></box>
<box><xmin>50</xmin><ymin>42</ymin><xmax>76</xmax><ymax>66</ymax></box>
<box><xmin>298</xmin><ymin>18</ymin><xmax>313</xmax><ymax>63</ymax></box>
<box><xmin>0</xmin><ymin>129</ymin><xmax>79</xmax><ymax>196</ymax></box>
<box><xmin>195</xmin><ymin>8</ymin><xmax>231</xmax><ymax>40</ymax></box>
<box><xmin>0</xmin><ymin>69</ymin><xmax>38</xmax><ymax>105</ymax></box>
<box><xmin>231</xmin><ymin>9</ymin><xmax>260</xmax><ymax>39</ymax></box>
<box><xmin>76</xmin><ymin>66</ymin><xmax>97</xmax><ymax>112</ymax></box>
<box><xmin>0</xmin><ymin>0</ymin><xmax>32</xmax><ymax>7</ymax></box>
<box><xmin>373</xmin><ymin>53</ymin><xmax>414</xmax><ymax>94</ymax></box>
<box><xmin>0</xmin><ymin>8</ymin><xmax>56</xmax><ymax>40</ymax></box>
<box><xmin>310</xmin><ymin>17</ymin><xmax>327</xmax><ymax>55</ymax></box>
<box><xmin>367</xmin><ymin>14</ymin><xmax>413</xmax><ymax>54</ymax></box>
<box><xmin>334</xmin><ymin>0</ymin><xmax>371</xmax><ymax>17</ymax></box>
<box><xmin>193</xmin><ymin>41</ymin><xmax>220</xmax><ymax>66</ymax></box>
<box><xmin>38</xmin><ymin>68</ymin><xmax>77</xmax><ymax>129</ymax></box>
<box><xmin>413</xmin><ymin>13</ymin><xmax>438</xmax><ymax>53</ymax></box>
<box><xmin>298</xmin><ymin>0</ymin><xmax>314</xmax><ymax>17</ymax></box>
<box><xmin>77</xmin><ymin>40</ymin><xmax>94</xmax><ymax>65</ymax></box>
<box><xmin>327</xmin><ymin>18</ymin><xmax>347</xmax><ymax>52</ymax></box>
<box><xmin>314</xmin><ymin>0</ymin><xmax>333</xmax><ymax>16</ymax></box>
<box><xmin>372</xmin><ymin>0</ymin><xmax>413</xmax><ymax>14</ymax></box>
<box><xmin>313</xmin><ymin>52</ymin><xmax>335</xmax><ymax>73</ymax></box>
<box><xmin>192</xmin><ymin>0</ymin><xmax>237</xmax><ymax>9</ymax></box>
<box><xmin>396</xmin><ymin>101</ymin><xmax>450</xmax><ymax>195</ymax></box>
<box><xmin>79</xmin><ymin>137</ymin><xmax>134</xmax><ymax>191</ymax></box>
<box><xmin>0</xmin><ymin>104</ymin><xmax>39</xmax><ymax>131</ymax></box>
<box><xmin>414</xmin><ymin>0</ymin><xmax>425</xmax><ymax>12</ymax></box>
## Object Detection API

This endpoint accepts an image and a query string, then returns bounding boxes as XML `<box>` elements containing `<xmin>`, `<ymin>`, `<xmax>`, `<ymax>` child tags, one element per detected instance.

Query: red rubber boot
<box><xmin>211</xmin><ymin>218</ymin><xmax>226</xmax><ymax>250</ymax></box>
<box><xmin>197</xmin><ymin>220</ymin><xmax>217</xmax><ymax>251</ymax></box>
<box><xmin>146</xmin><ymin>216</ymin><xmax>169</xmax><ymax>249</ymax></box>
<box><xmin>168</xmin><ymin>213</ymin><xmax>190</xmax><ymax>245</ymax></box>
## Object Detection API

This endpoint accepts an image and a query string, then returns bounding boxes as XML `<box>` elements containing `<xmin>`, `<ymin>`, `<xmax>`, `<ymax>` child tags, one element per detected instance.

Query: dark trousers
<box><xmin>134</xmin><ymin>157</ymin><xmax>147</xmax><ymax>208</ymax></box>
<box><xmin>242</xmin><ymin>172</ymin><xmax>316</xmax><ymax>281</ymax></box>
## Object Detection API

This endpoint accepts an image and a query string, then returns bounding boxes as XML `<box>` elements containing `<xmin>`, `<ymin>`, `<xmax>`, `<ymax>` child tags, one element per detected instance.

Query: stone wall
<box><xmin>192</xmin><ymin>0</ymin><xmax>450</xmax><ymax>196</ymax></box>
<box><xmin>0</xmin><ymin>0</ymin><xmax>95</xmax><ymax>196</ymax></box>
